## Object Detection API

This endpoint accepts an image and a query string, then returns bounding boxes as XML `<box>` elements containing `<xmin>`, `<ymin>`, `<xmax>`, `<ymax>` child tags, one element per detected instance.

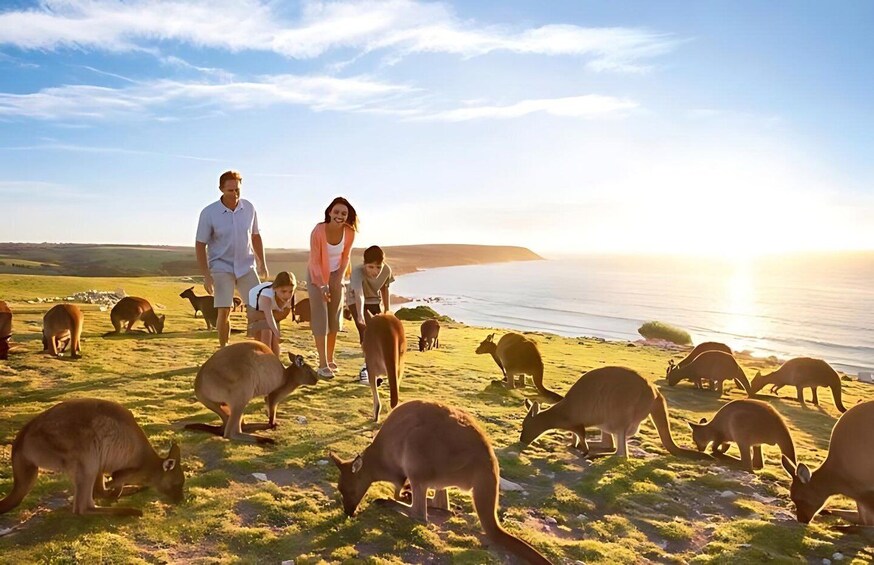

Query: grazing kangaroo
<box><xmin>361</xmin><ymin>312</ymin><xmax>406</xmax><ymax>422</ymax></box>
<box><xmin>666</xmin><ymin>341</ymin><xmax>732</xmax><ymax>389</ymax></box>
<box><xmin>184</xmin><ymin>342</ymin><xmax>319</xmax><ymax>444</ymax></box>
<box><xmin>179</xmin><ymin>287</ymin><xmax>217</xmax><ymax>329</ymax></box>
<box><xmin>418</xmin><ymin>319</ymin><xmax>440</xmax><ymax>352</ymax></box>
<box><xmin>0</xmin><ymin>398</ymin><xmax>184</xmax><ymax>517</ymax></box>
<box><xmin>520</xmin><ymin>366</ymin><xmax>705</xmax><ymax>459</ymax></box>
<box><xmin>476</xmin><ymin>333</ymin><xmax>563</xmax><ymax>402</ymax></box>
<box><xmin>330</xmin><ymin>400</ymin><xmax>552</xmax><ymax>565</ymax></box>
<box><xmin>781</xmin><ymin>400</ymin><xmax>874</xmax><ymax>525</ymax></box>
<box><xmin>0</xmin><ymin>300</ymin><xmax>11</xmax><ymax>360</ymax></box>
<box><xmin>42</xmin><ymin>304</ymin><xmax>83</xmax><ymax>358</ymax></box>
<box><xmin>689</xmin><ymin>399</ymin><xmax>796</xmax><ymax>472</ymax></box>
<box><xmin>294</xmin><ymin>297</ymin><xmax>311</xmax><ymax>323</ymax></box>
<box><xmin>109</xmin><ymin>297</ymin><xmax>165</xmax><ymax>334</ymax></box>
<box><xmin>665</xmin><ymin>350</ymin><xmax>752</xmax><ymax>396</ymax></box>
<box><xmin>750</xmin><ymin>357</ymin><xmax>847</xmax><ymax>413</ymax></box>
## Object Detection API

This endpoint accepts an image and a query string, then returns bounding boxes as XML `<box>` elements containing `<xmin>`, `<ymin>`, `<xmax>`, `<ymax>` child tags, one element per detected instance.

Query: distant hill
<box><xmin>0</xmin><ymin>242</ymin><xmax>543</xmax><ymax>278</ymax></box>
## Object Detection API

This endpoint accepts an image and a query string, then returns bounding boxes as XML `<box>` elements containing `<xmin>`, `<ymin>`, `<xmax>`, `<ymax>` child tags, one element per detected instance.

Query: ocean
<box><xmin>391</xmin><ymin>253</ymin><xmax>874</xmax><ymax>376</ymax></box>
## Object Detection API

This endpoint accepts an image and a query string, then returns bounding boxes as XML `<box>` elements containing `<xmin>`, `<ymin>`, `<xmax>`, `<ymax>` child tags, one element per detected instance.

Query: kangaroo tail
<box><xmin>472</xmin><ymin>469</ymin><xmax>552</xmax><ymax>565</ymax></box>
<box><xmin>830</xmin><ymin>382</ymin><xmax>847</xmax><ymax>413</ymax></box>
<box><xmin>650</xmin><ymin>392</ymin><xmax>710</xmax><ymax>459</ymax></box>
<box><xmin>0</xmin><ymin>450</ymin><xmax>38</xmax><ymax>514</ymax></box>
<box><xmin>533</xmin><ymin>364</ymin><xmax>563</xmax><ymax>403</ymax></box>
<box><xmin>183</xmin><ymin>423</ymin><xmax>226</xmax><ymax>436</ymax></box>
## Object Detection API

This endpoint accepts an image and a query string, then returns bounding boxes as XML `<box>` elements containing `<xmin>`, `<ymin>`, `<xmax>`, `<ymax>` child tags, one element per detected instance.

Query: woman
<box><xmin>308</xmin><ymin>197</ymin><xmax>357</xmax><ymax>378</ymax></box>
<box><xmin>246</xmin><ymin>271</ymin><xmax>296</xmax><ymax>356</ymax></box>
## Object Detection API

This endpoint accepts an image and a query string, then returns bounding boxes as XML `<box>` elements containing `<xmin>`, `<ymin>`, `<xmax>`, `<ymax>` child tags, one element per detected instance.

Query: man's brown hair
<box><xmin>219</xmin><ymin>170</ymin><xmax>243</xmax><ymax>187</ymax></box>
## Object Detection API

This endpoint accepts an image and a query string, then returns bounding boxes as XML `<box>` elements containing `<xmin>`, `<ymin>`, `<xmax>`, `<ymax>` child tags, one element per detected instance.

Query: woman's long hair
<box><xmin>323</xmin><ymin>197</ymin><xmax>359</xmax><ymax>231</ymax></box>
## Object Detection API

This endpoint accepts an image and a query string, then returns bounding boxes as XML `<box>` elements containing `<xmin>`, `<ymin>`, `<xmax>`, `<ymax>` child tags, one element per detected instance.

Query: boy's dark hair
<box><xmin>363</xmin><ymin>245</ymin><xmax>385</xmax><ymax>264</ymax></box>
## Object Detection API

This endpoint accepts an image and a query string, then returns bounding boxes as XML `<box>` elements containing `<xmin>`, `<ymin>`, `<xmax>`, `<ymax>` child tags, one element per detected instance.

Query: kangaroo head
<box><xmin>179</xmin><ymin>287</ymin><xmax>194</xmax><ymax>298</ymax></box>
<box><xmin>475</xmin><ymin>333</ymin><xmax>496</xmax><ymax>354</ymax></box>
<box><xmin>749</xmin><ymin>370</ymin><xmax>766</xmax><ymax>394</ymax></box>
<box><xmin>781</xmin><ymin>455</ymin><xmax>821</xmax><ymax>524</ymax></box>
<box><xmin>286</xmin><ymin>353</ymin><xmax>319</xmax><ymax>385</ymax></box>
<box><xmin>418</xmin><ymin>336</ymin><xmax>427</xmax><ymax>352</ymax></box>
<box><xmin>155</xmin><ymin>442</ymin><xmax>185</xmax><ymax>504</ymax></box>
<box><xmin>665</xmin><ymin>359</ymin><xmax>676</xmax><ymax>378</ymax></box>
<box><xmin>0</xmin><ymin>335</ymin><xmax>9</xmax><ymax>360</ymax></box>
<box><xmin>519</xmin><ymin>399</ymin><xmax>542</xmax><ymax>445</ymax></box>
<box><xmin>329</xmin><ymin>451</ymin><xmax>367</xmax><ymax>517</ymax></box>
<box><xmin>155</xmin><ymin>314</ymin><xmax>166</xmax><ymax>334</ymax></box>
<box><xmin>665</xmin><ymin>366</ymin><xmax>683</xmax><ymax>386</ymax></box>
<box><xmin>687</xmin><ymin>418</ymin><xmax>710</xmax><ymax>451</ymax></box>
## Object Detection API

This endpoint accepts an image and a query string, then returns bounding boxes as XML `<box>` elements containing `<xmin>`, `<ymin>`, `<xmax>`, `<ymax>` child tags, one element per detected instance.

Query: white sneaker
<box><xmin>358</xmin><ymin>365</ymin><xmax>369</xmax><ymax>384</ymax></box>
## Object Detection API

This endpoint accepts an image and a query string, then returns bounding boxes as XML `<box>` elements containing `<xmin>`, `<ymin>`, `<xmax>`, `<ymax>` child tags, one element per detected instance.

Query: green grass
<box><xmin>1</xmin><ymin>274</ymin><xmax>873</xmax><ymax>564</ymax></box>
<box><xmin>638</xmin><ymin>321</ymin><xmax>693</xmax><ymax>346</ymax></box>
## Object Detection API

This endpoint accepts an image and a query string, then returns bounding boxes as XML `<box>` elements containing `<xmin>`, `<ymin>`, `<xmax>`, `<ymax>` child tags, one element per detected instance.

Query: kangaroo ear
<box><xmin>699</xmin><ymin>417</ymin><xmax>707</xmax><ymax>424</ymax></box>
<box><xmin>159</xmin><ymin>315</ymin><xmax>166</xmax><ymax>322</ymax></box>
<box><xmin>524</xmin><ymin>398</ymin><xmax>533</xmax><ymax>410</ymax></box>
<box><xmin>163</xmin><ymin>458</ymin><xmax>177</xmax><ymax>472</ymax></box>
<box><xmin>167</xmin><ymin>442</ymin><xmax>181</xmax><ymax>461</ymax></box>
<box><xmin>797</xmin><ymin>463</ymin><xmax>812</xmax><ymax>484</ymax></box>
<box><xmin>351</xmin><ymin>454</ymin><xmax>363</xmax><ymax>474</ymax></box>
<box><xmin>294</xmin><ymin>355</ymin><xmax>304</xmax><ymax>367</ymax></box>
<box><xmin>328</xmin><ymin>451</ymin><xmax>344</xmax><ymax>468</ymax></box>
<box><xmin>781</xmin><ymin>455</ymin><xmax>797</xmax><ymax>477</ymax></box>
<box><xmin>754</xmin><ymin>370</ymin><xmax>761</xmax><ymax>377</ymax></box>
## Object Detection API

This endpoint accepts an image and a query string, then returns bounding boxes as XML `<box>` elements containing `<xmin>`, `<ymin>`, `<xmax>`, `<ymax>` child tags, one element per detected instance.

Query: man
<box><xmin>195</xmin><ymin>170</ymin><xmax>268</xmax><ymax>347</ymax></box>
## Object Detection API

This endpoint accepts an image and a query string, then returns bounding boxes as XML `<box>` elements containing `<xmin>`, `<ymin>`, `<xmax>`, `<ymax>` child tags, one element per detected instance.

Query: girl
<box><xmin>246</xmin><ymin>271</ymin><xmax>296</xmax><ymax>356</ymax></box>
<box><xmin>307</xmin><ymin>197</ymin><xmax>357</xmax><ymax>378</ymax></box>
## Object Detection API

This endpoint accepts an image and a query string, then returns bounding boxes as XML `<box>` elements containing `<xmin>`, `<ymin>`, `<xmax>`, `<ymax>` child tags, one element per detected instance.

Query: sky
<box><xmin>1</xmin><ymin>0</ymin><xmax>872</xmax><ymax>257</ymax></box>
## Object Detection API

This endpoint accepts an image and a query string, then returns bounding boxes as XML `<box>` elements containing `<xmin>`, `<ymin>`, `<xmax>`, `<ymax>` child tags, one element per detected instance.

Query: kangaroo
<box><xmin>184</xmin><ymin>341</ymin><xmax>319</xmax><ymax>444</ymax></box>
<box><xmin>666</xmin><ymin>341</ymin><xmax>732</xmax><ymax>389</ymax></box>
<box><xmin>0</xmin><ymin>398</ymin><xmax>184</xmax><ymax>517</ymax></box>
<box><xmin>294</xmin><ymin>298</ymin><xmax>311</xmax><ymax>323</ymax></box>
<box><xmin>418</xmin><ymin>319</ymin><xmax>440</xmax><ymax>352</ymax></box>
<box><xmin>689</xmin><ymin>399</ymin><xmax>796</xmax><ymax>472</ymax></box>
<box><xmin>109</xmin><ymin>296</ymin><xmax>165</xmax><ymax>334</ymax></box>
<box><xmin>520</xmin><ymin>366</ymin><xmax>706</xmax><ymax>460</ymax></box>
<box><xmin>361</xmin><ymin>312</ymin><xmax>406</xmax><ymax>422</ymax></box>
<box><xmin>0</xmin><ymin>300</ymin><xmax>11</xmax><ymax>360</ymax></box>
<box><xmin>232</xmin><ymin>296</ymin><xmax>243</xmax><ymax>312</ymax></box>
<box><xmin>665</xmin><ymin>350</ymin><xmax>752</xmax><ymax>396</ymax></box>
<box><xmin>179</xmin><ymin>287</ymin><xmax>217</xmax><ymax>329</ymax></box>
<box><xmin>476</xmin><ymin>333</ymin><xmax>563</xmax><ymax>402</ymax></box>
<box><xmin>750</xmin><ymin>357</ymin><xmax>847</xmax><ymax>413</ymax></box>
<box><xmin>330</xmin><ymin>400</ymin><xmax>552</xmax><ymax>565</ymax></box>
<box><xmin>42</xmin><ymin>303</ymin><xmax>83</xmax><ymax>358</ymax></box>
<box><xmin>781</xmin><ymin>400</ymin><xmax>874</xmax><ymax>525</ymax></box>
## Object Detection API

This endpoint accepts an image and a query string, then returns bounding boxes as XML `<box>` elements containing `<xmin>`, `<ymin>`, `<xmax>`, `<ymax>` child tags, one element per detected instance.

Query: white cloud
<box><xmin>416</xmin><ymin>95</ymin><xmax>639</xmax><ymax>122</ymax></box>
<box><xmin>0</xmin><ymin>0</ymin><xmax>678</xmax><ymax>71</ymax></box>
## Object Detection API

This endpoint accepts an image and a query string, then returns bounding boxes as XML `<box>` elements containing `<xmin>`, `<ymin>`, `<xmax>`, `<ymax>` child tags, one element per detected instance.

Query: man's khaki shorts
<box><xmin>212</xmin><ymin>269</ymin><xmax>260</xmax><ymax>309</ymax></box>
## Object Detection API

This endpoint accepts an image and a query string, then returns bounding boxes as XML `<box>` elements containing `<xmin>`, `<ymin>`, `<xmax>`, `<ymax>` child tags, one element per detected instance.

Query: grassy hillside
<box><xmin>0</xmin><ymin>243</ymin><xmax>543</xmax><ymax>279</ymax></box>
<box><xmin>0</xmin><ymin>274</ymin><xmax>872</xmax><ymax>564</ymax></box>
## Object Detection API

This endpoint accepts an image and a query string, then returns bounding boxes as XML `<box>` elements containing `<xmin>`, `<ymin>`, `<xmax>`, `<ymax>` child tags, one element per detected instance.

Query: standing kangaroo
<box><xmin>361</xmin><ymin>312</ymin><xmax>406</xmax><ymax>422</ymax></box>
<box><xmin>184</xmin><ymin>342</ymin><xmax>319</xmax><ymax>444</ymax></box>
<box><xmin>476</xmin><ymin>333</ymin><xmax>563</xmax><ymax>402</ymax></box>
<box><xmin>665</xmin><ymin>350</ymin><xmax>752</xmax><ymax>396</ymax></box>
<box><xmin>0</xmin><ymin>300</ymin><xmax>11</xmax><ymax>360</ymax></box>
<box><xmin>330</xmin><ymin>400</ymin><xmax>552</xmax><ymax>565</ymax></box>
<box><xmin>109</xmin><ymin>296</ymin><xmax>165</xmax><ymax>334</ymax></box>
<box><xmin>666</xmin><ymin>341</ymin><xmax>732</xmax><ymax>389</ymax></box>
<box><xmin>418</xmin><ymin>319</ymin><xmax>440</xmax><ymax>352</ymax></box>
<box><xmin>689</xmin><ymin>399</ymin><xmax>796</xmax><ymax>472</ymax></box>
<box><xmin>781</xmin><ymin>400</ymin><xmax>874</xmax><ymax>525</ymax></box>
<box><xmin>179</xmin><ymin>287</ymin><xmax>217</xmax><ymax>329</ymax></box>
<box><xmin>0</xmin><ymin>398</ymin><xmax>184</xmax><ymax>517</ymax></box>
<box><xmin>750</xmin><ymin>357</ymin><xmax>847</xmax><ymax>413</ymax></box>
<box><xmin>42</xmin><ymin>303</ymin><xmax>83</xmax><ymax>358</ymax></box>
<box><xmin>520</xmin><ymin>366</ymin><xmax>705</xmax><ymax>459</ymax></box>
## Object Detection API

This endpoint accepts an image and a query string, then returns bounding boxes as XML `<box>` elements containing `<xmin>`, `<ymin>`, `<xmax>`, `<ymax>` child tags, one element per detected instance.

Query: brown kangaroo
<box><xmin>0</xmin><ymin>398</ymin><xmax>184</xmax><ymax>517</ymax></box>
<box><xmin>179</xmin><ymin>287</ymin><xmax>217</xmax><ymax>329</ymax></box>
<box><xmin>666</xmin><ymin>341</ymin><xmax>732</xmax><ymax>389</ymax></box>
<box><xmin>750</xmin><ymin>357</ymin><xmax>847</xmax><ymax>413</ymax></box>
<box><xmin>109</xmin><ymin>296</ymin><xmax>165</xmax><ymax>334</ymax></box>
<box><xmin>418</xmin><ymin>319</ymin><xmax>440</xmax><ymax>352</ymax></box>
<box><xmin>689</xmin><ymin>399</ymin><xmax>796</xmax><ymax>472</ymax></box>
<box><xmin>520</xmin><ymin>366</ymin><xmax>706</xmax><ymax>459</ymax></box>
<box><xmin>330</xmin><ymin>400</ymin><xmax>552</xmax><ymax>565</ymax></box>
<box><xmin>184</xmin><ymin>342</ymin><xmax>319</xmax><ymax>444</ymax></box>
<box><xmin>665</xmin><ymin>350</ymin><xmax>752</xmax><ymax>396</ymax></box>
<box><xmin>42</xmin><ymin>303</ymin><xmax>83</xmax><ymax>358</ymax></box>
<box><xmin>0</xmin><ymin>300</ymin><xmax>11</xmax><ymax>360</ymax></box>
<box><xmin>361</xmin><ymin>312</ymin><xmax>406</xmax><ymax>422</ymax></box>
<box><xmin>781</xmin><ymin>400</ymin><xmax>874</xmax><ymax>525</ymax></box>
<box><xmin>294</xmin><ymin>297</ymin><xmax>311</xmax><ymax>323</ymax></box>
<box><xmin>476</xmin><ymin>333</ymin><xmax>563</xmax><ymax>402</ymax></box>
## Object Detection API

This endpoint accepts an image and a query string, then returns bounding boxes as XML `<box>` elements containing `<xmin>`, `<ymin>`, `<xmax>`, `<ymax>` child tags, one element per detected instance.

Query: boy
<box><xmin>348</xmin><ymin>245</ymin><xmax>395</xmax><ymax>383</ymax></box>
